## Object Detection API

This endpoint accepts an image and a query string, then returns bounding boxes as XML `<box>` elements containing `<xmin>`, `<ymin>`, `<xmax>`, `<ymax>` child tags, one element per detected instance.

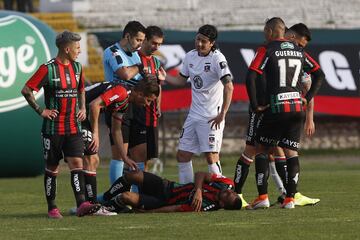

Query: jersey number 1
<box><xmin>278</xmin><ymin>59</ymin><xmax>301</xmax><ymax>87</ymax></box>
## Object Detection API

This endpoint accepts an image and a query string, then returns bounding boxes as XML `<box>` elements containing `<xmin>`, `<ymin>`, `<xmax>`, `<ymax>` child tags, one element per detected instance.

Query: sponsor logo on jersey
<box><xmin>0</xmin><ymin>15</ymin><xmax>53</xmax><ymax>113</ymax></box>
<box><xmin>109</xmin><ymin>94</ymin><xmax>119</xmax><ymax>102</ymax></box>
<box><xmin>277</xmin><ymin>91</ymin><xmax>301</xmax><ymax>101</ymax></box>
<box><xmin>280</xmin><ymin>42</ymin><xmax>294</xmax><ymax>50</ymax></box>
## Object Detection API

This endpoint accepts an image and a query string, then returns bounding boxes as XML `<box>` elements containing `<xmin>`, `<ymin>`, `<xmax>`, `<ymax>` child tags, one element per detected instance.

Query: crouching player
<box><xmin>79</xmin><ymin>77</ymin><xmax>160</xmax><ymax>215</ymax></box>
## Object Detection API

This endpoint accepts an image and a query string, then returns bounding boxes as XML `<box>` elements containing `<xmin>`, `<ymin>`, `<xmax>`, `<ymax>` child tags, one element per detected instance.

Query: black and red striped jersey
<box><xmin>138</xmin><ymin>51</ymin><xmax>161</xmax><ymax>127</ymax></box>
<box><xmin>166</xmin><ymin>174</ymin><xmax>234</xmax><ymax>212</ymax></box>
<box><xmin>85</xmin><ymin>82</ymin><xmax>130</xmax><ymax>114</ymax></box>
<box><xmin>249</xmin><ymin>40</ymin><xmax>320</xmax><ymax>114</ymax></box>
<box><xmin>26</xmin><ymin>58</ymin><xmax>85</xmax><ymax>135</ymax></box>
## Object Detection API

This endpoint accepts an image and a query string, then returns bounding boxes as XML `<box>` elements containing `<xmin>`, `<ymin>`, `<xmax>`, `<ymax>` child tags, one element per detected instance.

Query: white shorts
<box><xmin>178</xmin><ymin>115</ymin><xmax>224</xmax><ymax>154</ymax></box>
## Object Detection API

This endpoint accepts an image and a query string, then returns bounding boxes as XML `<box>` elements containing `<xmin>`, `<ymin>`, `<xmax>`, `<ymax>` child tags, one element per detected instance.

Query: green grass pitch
<box><xmin>0</xmin><ymin>153</ymin><xmax>359</xmax><ymax>240</ymax></box>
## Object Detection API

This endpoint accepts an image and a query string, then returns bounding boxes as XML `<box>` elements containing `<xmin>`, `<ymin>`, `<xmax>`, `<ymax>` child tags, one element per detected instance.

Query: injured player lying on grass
<box><xmin>98</xmin><ymin>171</ymin><xmax>242</xmax><ymax>213</ymax></box>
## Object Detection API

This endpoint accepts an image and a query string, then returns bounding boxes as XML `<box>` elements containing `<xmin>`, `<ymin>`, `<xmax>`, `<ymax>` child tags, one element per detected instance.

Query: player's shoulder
<box><xmin>209</xmin><ymin>49</ymin><xmax>226</xmax><ymax>62</ymax></box>
<box><xmin>44</xmin><ymin>58</ymin><xmax>56</xmax><ymax>66</ymax></box>
<box><xmin>186</xmin><ymin>49</ymin><xmax>198</xmax><ymax>57</ymax></box>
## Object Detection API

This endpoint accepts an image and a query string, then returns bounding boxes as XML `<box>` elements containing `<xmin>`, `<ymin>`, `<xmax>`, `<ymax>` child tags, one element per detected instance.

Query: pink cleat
<box><xmin>48</xmin><ymin>208</ymin><xmax>63</xmax><ymax>219</ymax></box>
<box><xmin>76</xmin><ymin>201</ymin><xmax>101</xmax><ymax>217</ymax></box>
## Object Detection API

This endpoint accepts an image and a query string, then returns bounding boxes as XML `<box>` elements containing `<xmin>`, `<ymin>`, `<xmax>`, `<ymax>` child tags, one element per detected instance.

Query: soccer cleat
<box><xmin>48</xmin><ymin>208</ymin><xmax>63</xmax><ymax>219</ymax></box>
<box><xmin>281</xmin><ymin>197</ymin><xmax>295</xmax><ymax>209</ymax></box>
<box><xmin>76</xmin><ymin>201</ymin><xmax>101</xmax><ymax>217</ymax></box>
<box><xmin>92</xmin><ymin>206</ymin><xmax>118</xmax><ymax>216</ymax></box>
<box><xmin>238</xmin><ymin>194</ymin><xmax>249</xmax><ymax>209</ymax></box>
<box><xmin>248</xmin><ymin>194</ymin><xmax>270</xmax><ymax>210</ymax></box>
<box><xmin>294</xmin><ymin>192</ymin><xmax>320</xmax><ymax>206</ymax></box>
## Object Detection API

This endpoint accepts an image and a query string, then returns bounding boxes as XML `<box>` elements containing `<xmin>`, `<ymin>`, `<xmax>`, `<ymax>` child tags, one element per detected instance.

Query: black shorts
<box><xmin>256</xmin><ymin>112</ymin><xmax>304</xmax><ymax>151</ymax></box>
<box><xmin>146</xmin><ymin>126</ymin><xmax>159</xmax><ymax>159</ymax></box>
<box><xmin>81</xmin><ymin>120</ymin><xmax>97</xmax><ymax>156</ymax></box>
<box><xmin>245</xmin><ymin>111</ymin><xmax>263</xmax><ymax>146</ymax></box>
<box><xmin>105</xmin><ymin>107</ymin><xmax>146</xmax><ymax>149</ymax></box>
<box><xmin>138</xmin><ymin>172</ymin><xmax>169</xmax><ymax>210</ymax></box>
<box><xmin>41</xmin><ymin>133</ymin><xmax>84</xmax><ymax>166</ymax></box>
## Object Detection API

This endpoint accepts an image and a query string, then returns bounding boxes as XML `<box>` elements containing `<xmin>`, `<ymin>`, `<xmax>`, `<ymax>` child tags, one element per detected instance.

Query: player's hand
<box><xmin>157</xmin><ymin>67</ymin><xmax>167</xmax><ymax>81</ymax></box>
<box><xmin>301</xmin><ymin>98</ymin><xmax>308</xmax><ymax>106</ymax></box>
<box><xmin>156</xmin><ymin>108</ymin><xmax>162</xmax><ymax>118</ymax></box>
<box><xmin>208</xmin><ymin>112</ymin><xmax>225</xmax><ymax>130</ymax></box>
<box><xmin>191</xmin><ymin>188</ymin><xmax>203</xmax><ymax>212</ymax></box>
<box><xmin>77</xmin><ymin>108</ymin><xmax>86</xmax><ymax>121</ymax></box>
<box><xmin>89</xmin><ymin>133</ymin><xmax>99</xmax><ymax>152</ymax></box>
<box><xmin>304</xmin><ymin>120</ymin><xmax>315</xmax><ymax>137</ymax></box>
<box><xmin>41</xmin><ymin>109</ymin><xmax>59</xmax><ymax>120</ymax></box>
<box><xmin>254</xmin><ymin>104</ymin><xmax>269</xmax><ymax>113</ymax></box>
<box><xmin>124</xmin><ymin>157</ymin><xmax>139</xmax><ymax>171</ymax></box>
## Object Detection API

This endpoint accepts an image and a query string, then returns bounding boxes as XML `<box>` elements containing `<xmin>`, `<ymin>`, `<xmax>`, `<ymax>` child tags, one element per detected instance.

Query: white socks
<box><xmin>269</xmin><ymin>161</ymin><xmax>286</xmax><ymax>194</ymax></box>
<box><xmin>178</xmin><ymin>161</ymin><xmax>194</xmax><ymax>184</ymax></box>
<box><xmin>208</xmin><ymin>161</ymin><xmax>222</xmax><ymax>175</ymax></box>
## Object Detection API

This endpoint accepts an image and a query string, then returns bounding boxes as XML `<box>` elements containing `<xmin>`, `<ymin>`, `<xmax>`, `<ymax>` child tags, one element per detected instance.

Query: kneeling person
<box><xmin>81</xmin><ymin>77</ymin><xmax>160</xmax><ymax>214</ymax></box>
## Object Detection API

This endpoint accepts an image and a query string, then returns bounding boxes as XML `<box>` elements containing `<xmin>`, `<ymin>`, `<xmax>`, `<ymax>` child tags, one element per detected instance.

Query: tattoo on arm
<box><xmin>22</xmin><ymin>86</ymin><xmax>43</xmax><ymax>115</ymax></box>
<box><xmin>221</xmin><ymin>74</ymin><xmax>233</xmax><ymax>85</ymax></box>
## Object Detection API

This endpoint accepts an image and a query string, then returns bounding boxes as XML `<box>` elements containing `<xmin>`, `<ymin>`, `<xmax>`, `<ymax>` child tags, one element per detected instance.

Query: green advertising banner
<box><xmin>0</xmin><ymin>11</ymin><xmax>57</xmax><ymax>177</ymax></box>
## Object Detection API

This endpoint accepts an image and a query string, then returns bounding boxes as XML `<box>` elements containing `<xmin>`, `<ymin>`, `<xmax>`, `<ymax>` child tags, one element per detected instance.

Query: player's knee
<box><xmin>177</xmin><ymin>150</ymin><xmax>192</xmax><ymax>162</ymax></box>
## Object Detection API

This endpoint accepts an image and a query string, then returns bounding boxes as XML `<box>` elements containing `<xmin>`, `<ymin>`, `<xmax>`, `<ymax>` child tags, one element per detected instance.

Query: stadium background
<box><xmin>0</xmin><ymin>0</ymin><xmax>359</xmax><ymax>177</ymax></box>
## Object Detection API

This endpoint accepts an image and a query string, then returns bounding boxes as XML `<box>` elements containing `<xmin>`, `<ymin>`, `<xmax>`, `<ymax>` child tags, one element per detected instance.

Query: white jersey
<box><xmin>180</xmin><ymin>49</ymin><xmax>232</xmax><ymax>119</ymax></box>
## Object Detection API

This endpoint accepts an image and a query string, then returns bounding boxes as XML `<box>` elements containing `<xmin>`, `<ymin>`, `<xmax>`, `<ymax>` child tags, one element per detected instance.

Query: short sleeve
<box><xmin>249</xmin><ymin>46</ymin><xmax>267</xmax><ymax>74</ymax></box>
<box><xmin>104</xmin><ymin>47</ymin><xmax>125</xmax><ymax>73</ymax></box>
<box><xmin>180</xmin><ymin>53</ymin><xmax>189</xmax><ymax>78</ymax></box>
<box><xmin>303</xmin><ymin>52</ymin><xmax>320</xmax><ymax>74</ymax></box>
<box><xmin>213</xmin><ymin>52</ymin><xmax>232</xmax><ymax>80</ymax></box>
<box><xmin>25</xmin><ymin>64</ymin><xmax>48</xmax><ymax>92</ymax></box>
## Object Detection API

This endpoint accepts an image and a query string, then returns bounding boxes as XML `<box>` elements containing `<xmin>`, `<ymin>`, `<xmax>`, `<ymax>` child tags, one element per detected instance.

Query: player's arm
<box><xmin>111</xmin><ymin>112</ymin><xmax>138</xmax><ymax>171</ymax></box>
<box><xmin>115</xmin><ymin>64</ymin><xmax>144</xmax><ymax>81</ymax></box>
<box><xmin>303</xmin><ymin>68</ymin><xmax>324</xmax><ymax>105</ymax></box>
<box><xmin>191</xmin><ymin>172</ymin><xmax>214</xmax><ymax>212</ymax></box>
<box><xmin>22</xmin><ymin>86</ymin><xmax>59</xmax><ymax>119</ymax></box>
<box><xmin>165</xmin><ymin>74</ymin><xmax>188</xmax><ymax>86</ymax></box>
<box><xmin>88</xmin><ymin>96</ymin><xmax>106</xmax><ymax>152</ymax></box>
<box><xmin>208</xmin><ymin>75</ymin><xmax>234</xmax><ymax>129</ymax></box>
<box><xmin>77</xmin><ymin>90</ymin><xmax>86</xmax><ymax>121</ymax></box>
<box><xmin>301</xmin><ymin>78</ymin><xmax>315</xmax><ymax>136</ymax></box>
<box><xmin>157</xmin><ymin>84</ymin><xmax>162</xmax><ymax>117</ymax></box>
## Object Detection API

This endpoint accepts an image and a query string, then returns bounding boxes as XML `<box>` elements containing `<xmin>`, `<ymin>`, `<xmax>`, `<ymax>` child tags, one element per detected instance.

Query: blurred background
<box><xmin>0</xmin><ymin>0</ymin><xmax>359</xmax><ymax>176</ymax></box>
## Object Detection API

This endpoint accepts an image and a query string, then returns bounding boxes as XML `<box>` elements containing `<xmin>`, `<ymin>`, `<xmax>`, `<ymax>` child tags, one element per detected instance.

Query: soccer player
<box><xmin>102</xmin><ymin>21</ymin><xmax>146</xmax><ymax>183</ymax></box>
<box><xmin>270</xmin><ymin>23</ymin><xmax>320</xmax><ymax>206</ymax></box>
<box><xmin>137</xmin><ymin>26</ymin><xmax>166</xmax><ymax>172</ymax></box>
<box><xmin>101</xmin><ymin>171</ymin><xmax>241</xmax><ymax>212</ymax></box>
<box><xmin>166</xmin><ymin>24</ymin><xmax>234</xmax><ymax>183</ymax></box>
<box><xmin>80</xmin><ymin>77</ymin><xmax>160</xmax><ymax>215</ymax></box>
<box><xmin>21</xmin><ymin>31</ymin><xmax>101</xmax><ymax>218</ymax></box>
<box><xmin>246</xmin><ymin>17</ymin><xmax>324</xmax><ymax>209</ymax></box>
<box><xmin>234</xmin><ymin>23</ymin><xmax>321</xmax><ymax>207</ymax></box>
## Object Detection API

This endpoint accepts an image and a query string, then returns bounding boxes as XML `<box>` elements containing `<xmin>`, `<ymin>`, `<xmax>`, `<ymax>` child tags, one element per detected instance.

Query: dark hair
<box><xmin>55</xmin><ymin>30</ymin><xmax>81</xmax><ymax>48</ymax></box>
<box><xmin>133</xmin><ymin>76</ymin><xmax>160</xmax><ymax>97</ymax></box>
<box><xmin>197</xmin><ymin>24</ymin><xmax>218</xmax><ymax>51</ymax></box>
<box><xmin>290</xmin><ymin>23</ymin><xmax>312</xmax><ymax>41</ymax></box>
<box><xmin>145</xmin><ymin>26</ymin><xmax>164</xmax><ymax>40</ymax></box>
<box><xmin>265</xmin><ymin>17</ymin><xmax>285</xmax><ymax>29</ymax></box>
<box><xmin>122</xmin><ymin>21</ymin><xmax>146</xmax><ymax>38</ymax></box>
<box><xmin>223</xmin><ymin>196</ymin><xmax>242</xmax><ymax>210</ymax></box>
